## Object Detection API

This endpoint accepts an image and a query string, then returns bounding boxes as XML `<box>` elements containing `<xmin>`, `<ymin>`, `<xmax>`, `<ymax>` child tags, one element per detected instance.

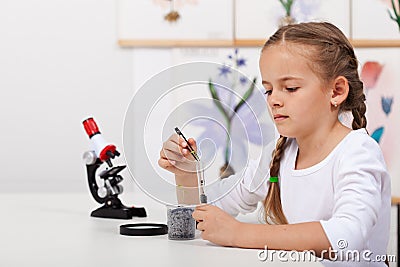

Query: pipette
<box><xmin>174</xmin><ymin>127</ymin><xmax>207</xmax><ymax>204</ymax></box>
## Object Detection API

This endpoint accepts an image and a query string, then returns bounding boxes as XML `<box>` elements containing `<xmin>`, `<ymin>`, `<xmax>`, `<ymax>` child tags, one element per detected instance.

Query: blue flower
<box><xmin>236</xmin><ymin>58</ymin><xmax>247</xmax><ymax>67</ymax></box>
<box><xmin>239</xmin><ymin>76</ymin><xmax>248</xmax><ymax>85</ymax></box>
<box><xmin>381</xmin><ymin>96</ymin><xmax>393</xmax><ymax>115</ymax></box>
<box><xmin>218</xmin><ymin>65</ymin><xmax>231</xmax><ymax>77</ymax></box>
<box><xmin>371</xmin><ymin>126</ymin><xmax>384</xmax><ymax>143</ymax></box>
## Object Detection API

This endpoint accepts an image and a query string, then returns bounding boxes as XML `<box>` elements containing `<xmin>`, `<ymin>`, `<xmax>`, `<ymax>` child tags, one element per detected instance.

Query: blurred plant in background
<box><xmin>153</xmin><ymin>0</ymin><xmax>198</xmax><ymax>23</ymax></box>
<box><xmin>208</xmin><ymin>49</ymin><xmax>257</xmax><ymax>178</ymax></box>
<box><xmin>278</xmin><ymin>0</ymin><xmax>296</xmax><ymax>26</ymax></box>
<box><xmin>388</xmin><ymin>0</ymin><xmax>400</xmax><ymax>31</ymax></box>
<box><xmin>188</xmin><ymin>49</ymin><xmax>272</xmax><ymax>179</ymax></box>
<box><xmin>381</xmin><ymin>0</ymin><xmax>400</xmax><ymax>30</ymax></box>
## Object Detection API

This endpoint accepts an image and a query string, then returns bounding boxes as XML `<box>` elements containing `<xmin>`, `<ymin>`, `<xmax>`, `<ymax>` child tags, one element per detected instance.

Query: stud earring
<box><xmin>333</xmin><ymin>101</ymin><xmax>338</xmax><ymax>107</ymax></box>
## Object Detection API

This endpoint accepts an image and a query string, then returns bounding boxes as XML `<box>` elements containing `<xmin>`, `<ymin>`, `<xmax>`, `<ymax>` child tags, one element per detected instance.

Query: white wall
<box><xmin>0</xmin><ymin>0</ymin><xmax>133</xmax><ymax>192</ymax></box>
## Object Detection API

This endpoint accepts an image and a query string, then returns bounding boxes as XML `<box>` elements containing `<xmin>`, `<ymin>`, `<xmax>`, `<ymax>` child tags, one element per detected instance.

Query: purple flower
<box><xmin>218</xmin><ymin>65</ymin><xmax>231</xmax><ymax>77</ymax></box>
<box><xmin>236</xmin><ymin>58</ymin><xmax>247</xmax><ymax>67</ymax></box>
<box><xmin>239</xmin><ymin>76</ymin><xmax>248</xmax><ymax>85</ymax></box>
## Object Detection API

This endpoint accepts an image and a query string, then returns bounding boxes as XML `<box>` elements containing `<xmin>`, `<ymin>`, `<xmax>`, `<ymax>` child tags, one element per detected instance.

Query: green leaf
<box><xmin>391</xmin><ymin>0</ymin><xmax>399</xmax><ymax>17</ymax></box>
<box><xmin>208</xmin><ymin>80</ymin><xmax>230</xmax><ymax>122</ymax></box>
<box><xmin>387</xmin><ymin>0</ymin><xmax>400</xmax><ymax>31</ymax></box>
<box><xmin>279</xmin><ymin>0</ymin><xmax>294</xmax><ymax>16</ymax></box>
<box><xmin>388</xmin><ymin>9</ymin><xmax>396</xmax><ymax>21</ymax></box>
<box><xmin>233</xmin><ymin>78</ymin><xmax>257</xmax><ymax>114</ymax></box>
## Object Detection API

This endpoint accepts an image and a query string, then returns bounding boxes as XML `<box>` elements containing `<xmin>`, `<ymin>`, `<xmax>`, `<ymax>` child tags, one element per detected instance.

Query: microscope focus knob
<box><xmin>97</xmin><ymin>186</ymin><xmax>109</xmax><ymax>198</ymax></box>
<box><xmin>83</xmin><ymin>151</ymin><xmax>97</xmax><ymax>165</ymax></box>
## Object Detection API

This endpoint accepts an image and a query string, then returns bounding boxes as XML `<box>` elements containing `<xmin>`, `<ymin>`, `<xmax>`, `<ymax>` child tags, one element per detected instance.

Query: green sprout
<box><xmin>278</xmin><ymin>0</ymin><xmax>295</xmax><ymax>16</ymax></box>
<box><xmin>388</xmin><ymin>0</ymin><xmax>400</xmax><ymax>31</ymax></box>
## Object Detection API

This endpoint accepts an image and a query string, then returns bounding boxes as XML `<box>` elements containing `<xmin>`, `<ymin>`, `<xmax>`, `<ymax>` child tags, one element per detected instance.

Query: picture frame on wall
<box><xmin>117</xmin><ymin>0</ymin><xmax>234</xmax><ymax>47</ymax></box>
<box><xmin>352</xmin><ymin>0</ymin><xmax>400</xmax><ymax>40</ymax></box>
<box><xmin>117</xmin><ymin>0</ymin><xmax>400</xmax><ymax>48</ymax></box>
<box><xmin>234</xmin><ymin>0</ymin><xmax>350</xmax><ymax>42</ymax></box>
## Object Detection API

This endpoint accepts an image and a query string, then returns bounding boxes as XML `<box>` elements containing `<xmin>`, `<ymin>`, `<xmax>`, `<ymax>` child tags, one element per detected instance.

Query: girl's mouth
<box><xmin>274</xmin><ymin>114</ymin><xmax>289</xmax><ymax>121</ymax></box>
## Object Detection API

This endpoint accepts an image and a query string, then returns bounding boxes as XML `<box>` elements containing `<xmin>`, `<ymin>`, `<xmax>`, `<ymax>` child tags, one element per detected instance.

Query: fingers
<box><xmin>159</xmin><ymin>133</ymin><xmax>199</xmax><ymax>174</ymax></box>
<box><xmin>192</xmin><ymin>204</ymin><xmax>211</xmax><ymax>221</ymax></box>
<box><xmin>163</xmin><ymin>133</ymin><xmax>198</xmax><ymax>157</ymax></box>
<box><xmin>195</xmin><ymin>204</ymin><xmax>211</xmax><ymax>211</ymax></box>
<box><xmin>192</xmin><ymin>209</ymin><xmax>204</xmax><ymax>222</ymax></box>
<box><xmin>160</xmin><ymin>147</ymin><xmax>184</xmax><ymax>162</ymax></box>
<box><xmin>197</xmin><ymin>221</ymin><xmax>209</xmax><ymax>241</ymax></box>
<box><xmin>163</xmin><ymin>135</ymin><xmax>180</xmax><ymax>153</ymax></box>
<box><xmin>168</xmin><ymin>133</ymin><xmax>180</xmax><ymax>145</ymax></box>
<box><xmin>196</xmin><ymin>221</ymin><xmax>205</xmax><ymax>231</ymax></box>
<box><xmin>180</xmin><ymin>137</ymin><xmax>197</xmax><ymax>154</ymax></box>
<box><xmin>192</xmin><ymin>207</ymin><xmax>212</xmax><ymax>241</ymax></box>
<box><xmin>161</xmin><ymin>134</ymin><xmax>187</xmax><ymax>161</ymax></box>
<box><xmin>181</xmin><ymin>138</ymin><xmax>197</xmax><ymax>150</ymax></box>
<box><xmin>193</xmin><ymin>210</ymin><xmax>206</xmax><ymax>233</ymax></box>
<box><xmin>179</xmin><ymin>142</ymin><xmax>191</xmax><ymax>158</ymax></box>
<box><xmin>163</xmin><ymin>134</ymin><xmax>196</xmax><ymax>156</ymax></box>
<box><xmin>158</xmin><ymin>158</ymin><xmax>175</xmax><ymax>169</ymax></box>
<box><xmin>187</xmin><ymin>138</ymin><xmax>197</xmax><ymax>151</ymax></box>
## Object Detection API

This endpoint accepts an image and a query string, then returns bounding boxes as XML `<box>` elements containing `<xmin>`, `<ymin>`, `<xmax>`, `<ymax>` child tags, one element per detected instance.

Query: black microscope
<box><xmin>82</xmin><ymin>117</ymin><xmax>146</xmax><ymax>219</ymax></box>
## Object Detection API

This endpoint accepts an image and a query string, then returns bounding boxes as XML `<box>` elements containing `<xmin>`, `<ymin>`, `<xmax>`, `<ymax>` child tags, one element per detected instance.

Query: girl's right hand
<box><xmin>158</xmin><ymin>133</ymin><xmax>198</xmax><ymax>176</ymax></box>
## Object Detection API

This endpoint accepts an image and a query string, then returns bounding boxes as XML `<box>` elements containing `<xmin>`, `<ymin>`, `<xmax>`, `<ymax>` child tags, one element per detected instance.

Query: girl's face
<box><xmin>259</xmin><ymin>44</ymin><xmax>334</xmax><ymax>138</ymax></box>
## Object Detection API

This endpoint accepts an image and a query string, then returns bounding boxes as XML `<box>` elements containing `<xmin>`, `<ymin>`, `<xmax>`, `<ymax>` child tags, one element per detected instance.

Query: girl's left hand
<box><xmin>192</xmin><ymin>205</ymin><xmax>242</xmax><ymax>247</ymax></box>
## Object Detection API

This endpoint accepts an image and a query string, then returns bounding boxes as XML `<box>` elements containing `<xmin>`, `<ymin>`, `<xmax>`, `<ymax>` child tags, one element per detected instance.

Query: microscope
<box><xmin>82</xmin><ymin>117</ymin><xmax>146</xmax><ymax>219</ymax></box>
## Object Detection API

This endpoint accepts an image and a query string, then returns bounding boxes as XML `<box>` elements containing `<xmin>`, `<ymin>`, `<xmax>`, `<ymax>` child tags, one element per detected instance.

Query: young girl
<box><xmin>158</xmin><ymin>22</ymin><xmax>391</xmax><ymax>266</ymax></box>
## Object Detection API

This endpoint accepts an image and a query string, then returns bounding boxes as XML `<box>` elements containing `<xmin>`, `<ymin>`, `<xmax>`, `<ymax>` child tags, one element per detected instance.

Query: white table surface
<box><xmin>0</xmin><ymin>190</ymin><xmax>323</xmax><ymax>267</ymax></box>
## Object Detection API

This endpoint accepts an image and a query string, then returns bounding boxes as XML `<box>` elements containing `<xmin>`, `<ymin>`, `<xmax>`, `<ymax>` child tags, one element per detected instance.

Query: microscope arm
<box><xmin>86</xmin><ymin>159</ymin><xmax>107</xmax><ymax>204</ymax></box>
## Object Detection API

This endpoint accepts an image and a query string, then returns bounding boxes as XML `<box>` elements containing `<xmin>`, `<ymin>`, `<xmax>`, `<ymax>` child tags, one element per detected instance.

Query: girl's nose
<box><xmin>267</xmin><ymin>91</ymin><xmax>283</xmax><ymax>107</ymax></box>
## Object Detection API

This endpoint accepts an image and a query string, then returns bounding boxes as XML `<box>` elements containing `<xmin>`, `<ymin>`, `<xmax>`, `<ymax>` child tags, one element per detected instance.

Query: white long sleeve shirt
<box><xmin>206</xmin><ymin>129</ymin><xmax>391</xmax><ymax>266</ymax></box>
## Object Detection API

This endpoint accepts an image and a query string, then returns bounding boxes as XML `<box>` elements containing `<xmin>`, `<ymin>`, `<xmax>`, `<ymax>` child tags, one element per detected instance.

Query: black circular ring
<box><xmin>119</xmin><ymin>223</ymin><xmax>168</xmax><ymax>236</ymax></box>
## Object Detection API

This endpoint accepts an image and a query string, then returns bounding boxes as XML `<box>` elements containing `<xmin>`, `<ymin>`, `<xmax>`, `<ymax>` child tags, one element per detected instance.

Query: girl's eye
<box><xmin>286</xmin><ymin>87</ymin><xmax>299</xmax><ymax>92</ymax></box>
<box><xmin>264</xmin><ymin>89</ymin><xmax>272</xmax><ymax>95</ymax></box>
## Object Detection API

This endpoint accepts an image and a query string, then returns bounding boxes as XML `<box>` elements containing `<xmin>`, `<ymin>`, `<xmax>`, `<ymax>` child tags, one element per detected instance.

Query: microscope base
<box><xmin>90</xmin><ymin>196</ymin><xmax>147</xmax><ymax>219</ymax></box>
<box><xmin>91</xmin><ymin>205</ymin><xmax>147</xmax><ymax>219</ymax></box>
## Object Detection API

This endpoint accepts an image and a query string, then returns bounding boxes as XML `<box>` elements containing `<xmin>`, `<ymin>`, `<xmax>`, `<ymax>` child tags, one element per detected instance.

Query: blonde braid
<box><xmin>263</xmin><ymin>136</ymin><xmax>289</xmax><ymax>225</ymax></box>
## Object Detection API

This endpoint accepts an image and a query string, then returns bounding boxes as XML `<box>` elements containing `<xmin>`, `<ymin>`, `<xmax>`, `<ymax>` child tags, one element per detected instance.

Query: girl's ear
<box><xmin>330</xmin><ymin>76</ymin><xmax>349</xmax><ymax>108</ymax></box>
